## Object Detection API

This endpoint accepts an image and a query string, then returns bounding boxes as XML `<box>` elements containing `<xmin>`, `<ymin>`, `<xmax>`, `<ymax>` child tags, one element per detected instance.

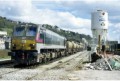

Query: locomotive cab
<box><xmin>9</xmin><ymin>24</ymin><xmax>39</xmax><ymax>65</ymax></box>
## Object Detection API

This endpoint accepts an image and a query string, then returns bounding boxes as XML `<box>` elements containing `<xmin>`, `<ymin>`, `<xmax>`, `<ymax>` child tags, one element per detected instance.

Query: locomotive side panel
<box><xmin>36</xmin><ymin>27</ymin><xmax>66</xmax><ymax>63</ymax></box>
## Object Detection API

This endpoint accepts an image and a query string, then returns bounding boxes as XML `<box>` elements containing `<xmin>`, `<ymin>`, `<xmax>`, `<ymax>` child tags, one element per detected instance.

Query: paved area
<box><xmin>71</xmin><ymin>70</ymin><xmax>120</xmax><ymax>80</ymax></box>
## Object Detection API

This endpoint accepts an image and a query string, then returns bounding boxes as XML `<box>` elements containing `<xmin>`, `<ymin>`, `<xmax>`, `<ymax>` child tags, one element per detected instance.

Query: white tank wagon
<box><xmin>66</xmin><ymin>41</ymin><xmax>74</xmax><ymax>54</ymax></box>
<box><xmin>76</xmin><ymin>44</ymin><xmax>81</xmax><ymax>52</ymax></box>
<box><xmin>76</xmin><ymin>44</ymin><xmax>79</xmax><ymax>49</ymax></box>
<box><xmin>91</xmin><ymin>10</ymin><xmax>108</xmax><ymax>50</ymax></box>
<box><xmin>66</xmin><ymin>41</ymin><xmax>83</xmax><ymax>55</ymax></box>
<box><xmin>79</xmin><ymin>43</ymin><xmax>84</xmax><ymax>51</ymax></box>
<box><xmin>72</xmin><ymin>41</ymin><xmax>76</xmax><ymax>49</ymax></box>
<box><xmin>71</xmin><ymin>41</ymin><xmax>80</xmax><ymax>53</ymax></box>
<box><xmin>72</xmin><ymin>42</ymin><xmax>77</xmax><ymax>49</ymax></box>
<box><xmin>66</xmin><ymin>41</ymin><xmax>73</xmax><ymax>49</ymax></box>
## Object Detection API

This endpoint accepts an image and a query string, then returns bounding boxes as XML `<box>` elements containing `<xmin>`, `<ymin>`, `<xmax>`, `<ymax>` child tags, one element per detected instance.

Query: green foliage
<box><xmin>0</xmin><ymin>16</ymin><xmax>17</xmax><ymax>36</ymax></box>
<box><xmin>0</xmin><ymin>16</ymin><xmax>92</xmax><ymax>43</ymax></box>
<box><xmin>43</xmin><ymin>24</ymin><xmax>92</xmax><ymax>43</ymax></box>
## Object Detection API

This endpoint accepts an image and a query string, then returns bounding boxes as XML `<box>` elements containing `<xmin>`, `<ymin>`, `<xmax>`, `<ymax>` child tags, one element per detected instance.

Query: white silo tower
<box><xmin>91</xmin><ymin>10</ymin><xmax>108</xmax><ymax>51</ymax></box>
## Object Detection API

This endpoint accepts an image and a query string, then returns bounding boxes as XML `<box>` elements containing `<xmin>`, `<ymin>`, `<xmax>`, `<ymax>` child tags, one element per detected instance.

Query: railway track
<box><xmin>27</xmin><ymin>51</ymin><xmax>88</xmax><ymax>80</ymax></box>
<box><xmin>0</xmin><ymin>60</ymin><xmax>14</xmax><ymax>68</ymax></box>
<box><xmin>0</xmin><ymin>60</ymin><xmax>13</xmax><ymax>65</ymax></box>
<box><xmin>28</xmin><ymin>51</ymin><xmax>89</xmax><ymax>80</ymax></box>
<box><xmin>0</xmin><ymin>51</ymin><xmax>88</xmax><ymax>80</ymax></box>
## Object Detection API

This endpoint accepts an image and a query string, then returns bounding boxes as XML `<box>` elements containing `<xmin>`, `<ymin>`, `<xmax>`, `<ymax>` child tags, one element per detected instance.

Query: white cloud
<box><xmin>0</xmin><ymin>0</ymin><xmax>92</xmax><ymax>36</ymax></box>
<box><xmin>0</xmin><ymin>0</ymin><xmax>120</xmax><ymax>42</ymax></box>
<box><xmin>114</xmin><ymin>23</ymin><xmax>120</xmax><ymax>29</ymax></box>
<box><xmin>107</xmin><ymin>22</ymin><xmax>120</xmax><ymax>41</ymax></box>
<box><xmin>83</xmin><ymin>0</ymin><xmax>120</xmax><ymax>5</ymax></box>
<box><xmin>0</xmin><ymin>0</ymin><xmax>33</xmax><ymax>16</ymax></box>
<box><xmin>83</xmin><ymin>0</ymin><xmax>97</xmax><ymax>4</ymax></box>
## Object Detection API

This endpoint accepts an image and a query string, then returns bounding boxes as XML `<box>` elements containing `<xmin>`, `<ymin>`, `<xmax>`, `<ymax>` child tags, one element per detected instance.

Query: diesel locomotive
<box><xmin>8</xmin><ymin>24</ymin><xmax>83</xmax><ymax>65</ymax></box>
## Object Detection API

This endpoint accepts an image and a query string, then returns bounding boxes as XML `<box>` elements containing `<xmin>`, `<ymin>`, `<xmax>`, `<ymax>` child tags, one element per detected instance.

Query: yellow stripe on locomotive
<box><xmin>11</xmin><ymin>38</ymin><xmax>36</xmax><ymax>50</ymax></box>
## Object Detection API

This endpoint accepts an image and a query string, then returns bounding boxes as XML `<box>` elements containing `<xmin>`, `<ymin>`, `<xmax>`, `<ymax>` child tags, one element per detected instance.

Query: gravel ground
<box><xmin>0</xmin><ymin>51</ymin><xmax>87</xmax><ymax>80</ymax></box>
<box><xmin>1</xmin><ymin>51</ymin><xmax>120</xmax><ymax>80</ymax></box>
<box><xmin>32</xmin><ymin>51</ymin><xmax>89</xmax><ymax>80</ymax></box>
<box><xmin>71</xmin><ymin>70</ymin><xmax>120</xmax><ymax>80</ymax></box>
<box><xmin>32</xmin><ymin>51</ymin><xmax>120</xmax><ymax>80</ymax></box>
<box><xmin>1</xmin><ymin>69</ymin><xmax>42</xmax><ymax>80</ymax></box>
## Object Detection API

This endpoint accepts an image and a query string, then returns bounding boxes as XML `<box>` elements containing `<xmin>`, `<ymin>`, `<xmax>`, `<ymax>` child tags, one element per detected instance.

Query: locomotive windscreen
<box><xmin>117</xmin><ymin>44</ymin><xmax>120</xmax><ymax>49</ymax></box>
<box><xmin>13</xmin><ymin>27</ymin><xmax>25</xmax><ymax>36</ymax></box>
<box><xmin>26</xmin><ymin>26</ymin><xmax>37</xmax><ymax>36</ymax></box>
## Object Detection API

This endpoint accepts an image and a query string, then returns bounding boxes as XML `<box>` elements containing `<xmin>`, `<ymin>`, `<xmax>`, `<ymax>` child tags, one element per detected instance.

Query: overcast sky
<box><xmin>0</xmin><ymin>0</ymin><xmax>120</xmax><ymax>42</ymax></box>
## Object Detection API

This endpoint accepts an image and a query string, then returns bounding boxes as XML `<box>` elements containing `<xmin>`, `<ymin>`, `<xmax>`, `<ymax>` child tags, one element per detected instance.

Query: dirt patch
<box><xmin>0</xmin><ymin>50</ymin><xmax>10</xmax><ymax>59</ymax></box>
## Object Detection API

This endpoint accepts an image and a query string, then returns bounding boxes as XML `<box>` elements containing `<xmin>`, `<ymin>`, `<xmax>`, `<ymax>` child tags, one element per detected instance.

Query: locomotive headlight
<box><xmin>29</xmin><ymin>44</ymin><xmax>35</xmax><ymax>49</ymax></box>
<box><xmin>12</xmin><ymin>44</ymin><xmax>16</xmax><ymax>49</ymax></box>
<box><xmin>32</xmin><ymin>44</ymin><xmax>35</xmax><ymax>46</ymax></box>
<box><xmin>12</xmin><ymin>44</ymin><xmax>15</xmax><ymax>46</ymax></box>
<box><xmin>22</xmin><ymin>44</ymin><xmax>24</xmax><ymax>47</ymax></box>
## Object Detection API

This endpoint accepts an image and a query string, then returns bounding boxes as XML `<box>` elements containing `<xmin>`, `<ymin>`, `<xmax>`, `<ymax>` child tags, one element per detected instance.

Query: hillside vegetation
<box><xmin>0</xmin><ymin>16</ymin><xmax>17</xmax><ymax>35</ymax></box>
<box><xmin>43</xmin><ymin>24</ymin><xmax>92</xmax><ymax>43</ymax></box>
<box><xmin>0</xmin><ymin>16</ymin><xmax>92</xmax><ymax>43</ymax></box>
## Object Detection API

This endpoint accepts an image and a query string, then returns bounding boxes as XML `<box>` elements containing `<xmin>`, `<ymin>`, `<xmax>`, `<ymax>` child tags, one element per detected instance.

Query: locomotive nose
<box><xmin>12</xmin><ymin>39</ymin><xmax>36</xmax><ymax>50</ymax></box>
<box><xmin>22</xmin><ymin>39</ymin><xmax>26</xmax><ymax>43</ymax></box>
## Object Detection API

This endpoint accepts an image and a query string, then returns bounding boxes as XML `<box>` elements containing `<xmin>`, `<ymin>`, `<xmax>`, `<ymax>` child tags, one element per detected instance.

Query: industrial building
<box><xmin>0</xmin><ymin>31</ymin><xmax>8</xmax><ymax>49</ymax></box>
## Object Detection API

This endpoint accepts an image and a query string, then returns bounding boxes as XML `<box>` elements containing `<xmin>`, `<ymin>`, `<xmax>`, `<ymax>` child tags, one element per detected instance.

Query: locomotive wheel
<box><xmin>55</xmin><ymin>53</ymin><xmax>57</xmax><ymax>59</ymax></box>
<box><xmin>56</xmin><ymin>52</ymin><xmax>59</xmax><ymax>58</ymax></box>
<box><xmin>39</xmin><ymin>58</ymin><xmax>42</xmax><ymax>63</ymax></box>
<box><xmin>33</xmin><ymin>59</ymin><xmax>36</xmax><ymax>64</ymax></box>
<box><xmin>26</xmin><ymin>62</ymin><xmax>29</xmax><ymax>66</ymax></box>
<box><xmin>28</xmin><ymin>60</ymin><xmax>30</xmax><ymax>65</ymax></box>
<box><xmin>47</xmin><ymin>58</ymin><xmax>50</xmax><ymax>61</ymax></box>
<box><xmin>42</xmin><ymin>58</ymin><xmax>44</xmax><ymax>63</ymax></box>
<box><xmin>50</xmin><ymin>53</ymin><xmax>53</xmax><ymax>60</ymax></box>
<box><xmin>42</xmin><ymin>57</ymin><xmax>47</xmax><ymax>63</ymax></box>
<box><xmin>59</xmin><ymin>52</ymin><xmax>62</xmax><ymax>57</ymax></box>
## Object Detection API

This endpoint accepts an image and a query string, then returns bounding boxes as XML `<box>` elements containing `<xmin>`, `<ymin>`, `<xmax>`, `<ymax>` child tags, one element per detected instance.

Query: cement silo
<box><xmin>91</xmin><ymin>10</ymin><xmax>108</xmax><ymax>51</ymax></box>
